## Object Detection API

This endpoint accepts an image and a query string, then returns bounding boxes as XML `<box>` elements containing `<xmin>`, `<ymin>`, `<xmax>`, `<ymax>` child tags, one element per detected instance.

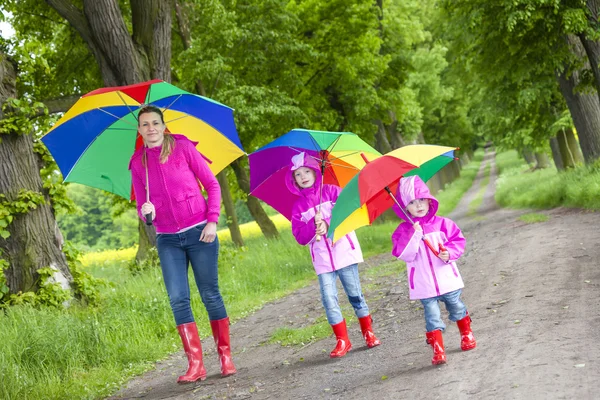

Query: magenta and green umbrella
<box><xmin>328</xmin><ymin>145</ymin><xmax>458</xmax><ymax>242</ymax></box>
<box><xmin>41</xmin><ymin>79</ymin><xmax>245</xmax><ymax>200</ymax></box>
<box><xmin>249</xmin><ymin>129</ymin><xmax>381</xmax><ymax>220</ymax></box>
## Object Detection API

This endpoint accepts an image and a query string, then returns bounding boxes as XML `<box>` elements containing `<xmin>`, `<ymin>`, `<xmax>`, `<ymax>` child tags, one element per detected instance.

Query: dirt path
<box><xmin>110</xmin><ymin>150</ymin><xmax>600</xmax><ymax>400</ymax></box>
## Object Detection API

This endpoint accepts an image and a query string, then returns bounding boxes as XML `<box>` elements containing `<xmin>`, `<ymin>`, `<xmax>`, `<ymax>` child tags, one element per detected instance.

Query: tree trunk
<box><xmin>231</xmin><ymin>159</ymin><xmax>279</xmax><ymax>239</ymax></box>
<box><xmin>557</xmin><ymin>128</ymin><xmax>584</xmax><ymax>168</ymax></box>
<box><xmin>217</xmin><ymin>170</ymin><xmax>244</xmax><ymax>247</ymax></box>
<box><xmin>174</xmin><ymin>0</ymin><xmax>244</xmax><ymax>246</ymax></box>
<box><xmin>549</xmin><ymin>137</ymin><xmax>565</xmax><ymax>171</ymax></box>
<box><xmin>534</xmin><ymin>152</ymin><xmax>550</xmax><ymax>169</ymax></box>
<box><xmin>373</xmin><ymin>120</ymin><xmax>392</xmax><ymax>154</ymax></box>
<box><xmin>555</xmin><ymin>35</ymin><xmax>600</xmax><ymax>164</ymax></box>
<box><xmin>0</xmin><ymin>54</ymin><xmax>72</xmax><ymax>294</ymax></box>
<box><xmin>522</xmin><ymin>148</ymin><xmax>536</xmax><ymax>165</ymax></box>
<box><xmin>579</xmin><ymin>0</ymin><xmax>600</xmax><ymax>105</ymax></box>
<box><xmin>48</xmin><ymin>0</ymin><xmax>173</xmax><ymax>261</ymax></box>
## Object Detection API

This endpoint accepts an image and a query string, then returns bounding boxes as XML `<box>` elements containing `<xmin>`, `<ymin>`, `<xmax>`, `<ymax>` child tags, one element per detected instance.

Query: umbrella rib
<box><xmin>96</xmin><ymin>108</ymin><xmax>138</xmax><ymax>128</ymax></box>
<box><xmin>116</xmin><ymin>91</ymin><xmax>139</xmax><ymax>119</ymax></box>
<box><xmin>164</xmin><ymin>114</ymin><xmax>190</xmax><ymax>124</ymax></box>
<box><xmin>162</xmin><ymin>94</ymin><xmax>183</xmax><ymax>112</ymax></box>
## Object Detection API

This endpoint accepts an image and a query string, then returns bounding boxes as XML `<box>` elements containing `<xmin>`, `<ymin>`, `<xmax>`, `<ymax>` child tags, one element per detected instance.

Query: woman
<box><xmin>129</xmin><ymin>105</ymin><xmax>236</xmax><ymax>383</ymax></box>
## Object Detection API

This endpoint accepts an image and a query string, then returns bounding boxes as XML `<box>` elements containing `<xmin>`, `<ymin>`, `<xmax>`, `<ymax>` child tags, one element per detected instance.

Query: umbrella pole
<box><xmin>384</xmin><ymin>186</ymin><xmax>440</xmax><ymax>257</ymax></box>
<box><xmin>144</xmin><ymin>148</ymin><xmax>153</xmax><ymax>226</ymax></box>
<box><xmin>315</xmin><ymin>158</ymin><xmax>326</xmax><ymax>242</ymax></box>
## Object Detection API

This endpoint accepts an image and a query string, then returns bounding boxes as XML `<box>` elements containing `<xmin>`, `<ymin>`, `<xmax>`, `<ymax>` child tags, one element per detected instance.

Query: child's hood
<box><xmin>285</xmin><ymin>152</ymin><xmax>322</xmax><ymax>196</ymax></box>
<box><xmin>392</xmin><ymin>175</ymin><xmax>439</xmax><ymax>222</ymax></box>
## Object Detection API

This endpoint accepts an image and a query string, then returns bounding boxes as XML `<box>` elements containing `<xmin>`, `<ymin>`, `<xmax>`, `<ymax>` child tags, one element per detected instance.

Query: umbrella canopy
<box><xmin>41</xmin><ymin>79</ymin><xmax>245</xmax><ymax>200</ymax></box>
<box><xmin>249</xmin><ymin>129</ymin><xmax>381</xmax><ymax>220</ymax></box>
<box><xmin>328</xmin><ymin>145</ymin><xmax>458</xmax><ymax>242</ymax></box>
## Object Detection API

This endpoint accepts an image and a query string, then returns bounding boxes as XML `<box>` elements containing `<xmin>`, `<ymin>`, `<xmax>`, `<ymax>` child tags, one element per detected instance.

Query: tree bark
<box><xmin>217</xmin><ymin>170</ymin><xmax>244</xmax><ymax>247</ymax></box>
<box><xmin>555</xmin><ymin>35</ymin><xmax>600</xmax><ymax>164</ymax></box>
<box><xmin>534</xmin><ymin>152</ymin><xmax>550</xmax><ymax>169</ymax></box>
<box><xmin>373</xmin><ymin>120</ymin><xmax>392</xmax><ymax>154</ymax></box>
<box><xmin>48</xmin><ymin>0</ymin><xmax>173</xmax><ymax>261</ymax></box>
<box><xmin>174</xmin><ymin>0</ymin><xmax>243</xmax><ymax>245</ymax></box>
<box><xmin>549</xmin><ymin>137</ymin><xmax>565</xmax><ymax>171</ymax></box>
<box><xmin>522</xmin><ymin>148</ymin><xmax>536</xmax><ymax>165</ymax></box>
<box><xmin>231</xmin><ymin>159</ymin><xmax>279</xmax><ymax>239</ymax></box>
<box><xmin>578</xmin><ymin>0</ymin><xmax>600</xmax><ymax>105</ymax></box>
<box><xmin>0</xmin><ymin>54</ymin><xmax>72</xmax><ymax>294</ymax></box>
<box><xmin>557</xmin><ymin>127</ymin><xmax>584</xmax><ymax>168</ymax></box>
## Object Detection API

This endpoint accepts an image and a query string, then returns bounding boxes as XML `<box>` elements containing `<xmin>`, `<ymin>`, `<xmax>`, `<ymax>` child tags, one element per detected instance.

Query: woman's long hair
<box><xmin>138</xmin><ymin>105</ymin><xmax>175</xmax><ymax>165</ymax></box>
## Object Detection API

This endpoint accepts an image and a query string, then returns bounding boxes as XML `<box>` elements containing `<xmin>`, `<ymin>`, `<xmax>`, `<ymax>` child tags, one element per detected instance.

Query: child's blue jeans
<box><xmin>156</xmin><ymin>223</ymin><xmax>228</xmax><ymax>326</ymax></box>
<box><xmin>318</xmin><ymin>263</ymin><xmax>370</xmax><ymax>325</ymax></box>
<box><xmin>420</xmin><ymin>289</ymin><xmax>467</xmax><ymax>332</ymax></box>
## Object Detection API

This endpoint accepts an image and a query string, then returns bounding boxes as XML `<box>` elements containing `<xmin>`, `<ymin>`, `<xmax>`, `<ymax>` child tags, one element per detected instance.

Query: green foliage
<box><xmin>57</xmin><ymin>185</ymin><xmax>138</xmax><ymax>251</ymax></box>
<box><xmin>0</xmin><ymin>190</ymin><xmax>46</xmax><ymax>239</ymax></box>
<box><xmin>126</xmin><ymin>247</ymin><xmax>160</xmax><ymax>276</ymax></box>
<box><xmin>0</xmin><ymin>98</ymin><xmax>46</xmax><ymax>138</ymax></box>
<box><xmin>0</xmin><ymin>258</ymin><xmax>9</xmax><ymax>302</ymax></box>
<box><xmin>63</xmin><ymin>242</ymin><xmax>104</xmax><ymax>306</ymax></box>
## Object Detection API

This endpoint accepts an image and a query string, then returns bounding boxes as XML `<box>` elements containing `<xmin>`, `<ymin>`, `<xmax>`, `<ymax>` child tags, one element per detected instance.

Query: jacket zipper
<box><xmin>424</xmin><ymin>238</ymin><xmax>440</xmax><ymax>296</ymax></box>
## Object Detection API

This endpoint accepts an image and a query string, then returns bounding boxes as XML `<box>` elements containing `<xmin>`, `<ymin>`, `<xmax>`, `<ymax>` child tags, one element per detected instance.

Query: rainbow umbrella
<box><xmin>249</xmin><ymin>129</ymin><xmax>381</xmax><ymax>220</ymax></box>
<box><xmin>41</xmin><ymin>79</ymin><xmax>245</xmax><ymax>200</ymax></box>
<box><xmin>328</xmin><ymin>145</ymin><xmax>458</xmax><ymax>242</ymax></box>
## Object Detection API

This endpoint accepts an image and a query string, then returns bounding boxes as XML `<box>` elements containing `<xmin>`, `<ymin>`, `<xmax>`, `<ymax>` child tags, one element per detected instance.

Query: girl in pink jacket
<box><xmin>288</xmin><ymin>152</ymin><xmax>380</xmax><ymax>358</ymax></box>
<box><xmin>391</xmin><ymin>175</ymin><xmax>476</xmax><ymax>365</ymax></box>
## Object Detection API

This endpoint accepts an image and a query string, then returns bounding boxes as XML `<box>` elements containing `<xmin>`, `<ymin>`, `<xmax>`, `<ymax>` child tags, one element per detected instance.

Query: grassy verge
<box><xmin>495</xmin><ymin>150</ymin><xmax>600</xmax><ymax>210</ymax></box>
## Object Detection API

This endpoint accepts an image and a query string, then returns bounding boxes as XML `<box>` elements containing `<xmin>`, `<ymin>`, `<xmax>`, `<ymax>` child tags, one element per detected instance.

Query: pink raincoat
<box><xmin>391</xmin><ymin>175</ymin><xmax>465</xmax><ymax>300</ymax></box>
<box><xmin>288</xmin><ymin>152</ymin><xmax>363</xmax><ymax>275</ymax></box>
<box><xmin>129</xmin><ymin>134</ymin><xmax>221</xmax><ymax>234</ymax></box>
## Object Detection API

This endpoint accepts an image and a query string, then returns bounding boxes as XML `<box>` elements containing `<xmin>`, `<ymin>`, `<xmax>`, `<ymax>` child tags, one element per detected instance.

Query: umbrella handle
<box><xmin>145</xmin><ymin>213</ymin><xmax>153</xmax><ymax>226</ymax></box>
<box><xmin>315</xmin><ymin>210</ymin><xmax>322</xmax><ymax>242</ymax></box>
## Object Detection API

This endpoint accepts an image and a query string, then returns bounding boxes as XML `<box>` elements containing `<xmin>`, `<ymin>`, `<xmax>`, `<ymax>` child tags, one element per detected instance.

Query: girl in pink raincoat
<box><xmin>288</xmin><ymin>152</ymin><xmax>380</xmax><ymax>358</ymax></box>
<box><xmin>391</xmin><ymin>175</ymin><xmax>476</xmax><ymax>365</ymax></box>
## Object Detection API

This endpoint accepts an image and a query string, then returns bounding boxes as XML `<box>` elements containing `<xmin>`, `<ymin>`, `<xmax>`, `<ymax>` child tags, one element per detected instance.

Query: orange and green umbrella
<box><xmin>41</xmin><ymin>79</ymin><xmax>245</xmax><ymax>200</ymax></box>
<box><xmin>249</xmin><ymin>129</ymin><xmax>381</xmax><ymax>220</ymax></box>
<box><xmin>328</xmin><ymin>145</ymin><xmax>458</xmax><ymax>242</ymax></box>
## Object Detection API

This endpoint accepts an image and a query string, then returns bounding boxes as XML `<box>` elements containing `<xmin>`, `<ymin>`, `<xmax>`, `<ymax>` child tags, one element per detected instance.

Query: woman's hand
<box><xmin>200</xmin><ymin>222</ymin><xmax>217</xmax><ymax>243</ymax></box>
<box><xmin>141</xmin><ymin>202</ymin><xmax>155</xmax><ymax>220</ymax></box>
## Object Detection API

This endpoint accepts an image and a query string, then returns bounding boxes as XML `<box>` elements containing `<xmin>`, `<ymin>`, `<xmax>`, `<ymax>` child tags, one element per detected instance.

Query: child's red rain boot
<box><xmin>330</xmin><ymin>320</ymin><xmax>352</xmax><ymax>358</ymax></box>
<box><xmin>176</xmin><ymin>322</ymin><xmax>207</xmax><ymax>383</ymax></box>
<box><xmin>209</xmin><ymin>317</ymin><xmax>237</xmax><ymax>377</ymax></box>
<box><xmin>425</xmin><ymin>330</ymin><xmax>447</xmax><ymax>365</ymax></box>
<box><xmin>456</xmin><ymin>312</ymin><xmax>477</xmax><ymax>351</ymax></box>
<box><xmin>358</xmin><ymin>315</ymin><xmax>381</xmax><ymax>348</ymax></box>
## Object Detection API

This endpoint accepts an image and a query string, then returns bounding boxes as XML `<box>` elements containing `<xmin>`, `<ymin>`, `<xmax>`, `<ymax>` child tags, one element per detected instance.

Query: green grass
<box><xmin>518</xmin><ymin>213</ymin><xmax>549</xmax><ymax>224</ymax></box>
<box><xmin>495</xmin><ymin>150</ymin><xmax>600</xmax><ymax>210</ymax></box>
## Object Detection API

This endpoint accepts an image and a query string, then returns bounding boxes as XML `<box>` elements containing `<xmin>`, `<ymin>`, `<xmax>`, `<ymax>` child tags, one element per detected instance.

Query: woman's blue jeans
<box><xmin>318</xmin><ymin>263</ymin><xmax>370</xmax><ymax>325</ymax></box>
<box><xmin>156</xmin><ymin>224</ymin><xmax>227</xmax><ymax>326</ymax></box>
<box><xmin>420</xmin><ymin>289</ymin><xmax>467</xmax><ymax>332</ymax></box>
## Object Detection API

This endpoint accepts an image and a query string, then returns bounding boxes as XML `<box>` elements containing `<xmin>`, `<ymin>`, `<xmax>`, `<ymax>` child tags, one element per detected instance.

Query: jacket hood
<box><xmin>285</xmin><ymin>152</ymin><xmax>322</xmax><ymax>197</ymax></box>
<box><xmin>392</xmin><ymin>175</ymin><xmax>439</xmax><ymax>223</ymax></box>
